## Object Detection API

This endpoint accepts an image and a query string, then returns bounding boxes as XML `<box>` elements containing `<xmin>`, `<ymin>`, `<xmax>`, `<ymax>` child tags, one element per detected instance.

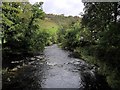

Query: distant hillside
<box><xmin>45</xmin><ymin>14</ymin><xmax>81</xmax><ymax>29</ymax></box>
<box><xmin>38</xmin><ymin>18</ymin><xmax>59</xmax><ymax>34</ymax></box>
<box><xmin>36</xmin><ymin>14</ymin><xmax>81</xmax><ymax>45</ymax></box>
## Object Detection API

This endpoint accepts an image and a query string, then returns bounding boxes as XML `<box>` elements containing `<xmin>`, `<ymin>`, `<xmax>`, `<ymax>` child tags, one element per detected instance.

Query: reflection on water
<box><xmin>2</xmin><ymin>44</ymin><xmax>111</xmax><ymax>90</ymax></box>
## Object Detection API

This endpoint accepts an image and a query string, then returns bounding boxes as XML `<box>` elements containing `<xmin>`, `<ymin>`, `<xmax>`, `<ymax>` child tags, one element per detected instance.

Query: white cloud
<box><xmin>29</xmin><ymin>0</ymin><xmax>84</xmax><ymax>16</ymax></box>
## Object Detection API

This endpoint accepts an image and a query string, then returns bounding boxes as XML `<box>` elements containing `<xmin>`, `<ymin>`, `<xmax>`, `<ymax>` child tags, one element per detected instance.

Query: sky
<box><xmin>29</xmin><ymin>0</ymin><xmax>84</xmax><ymax>16</ymax></box>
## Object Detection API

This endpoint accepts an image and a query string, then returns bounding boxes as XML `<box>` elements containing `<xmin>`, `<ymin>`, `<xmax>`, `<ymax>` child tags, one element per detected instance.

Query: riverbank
<box><xmin>69</xmin><ymin>46</ymin><xmax>119</xmax><ymax>90</ymax></box>
<box><xmin>2</xmin><ymin>52</ymin><xmax>45</xmax><ymax>90</ymax></box>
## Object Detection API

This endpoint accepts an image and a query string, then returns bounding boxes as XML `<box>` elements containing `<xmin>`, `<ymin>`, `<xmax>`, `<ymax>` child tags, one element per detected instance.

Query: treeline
<box><xmin>59</xmin><ymin>2</ymin><xmax>120</xmax><ymax>90</ymax></box>
<box><xmin>45</xmin><ymin>14</ymin><xmax>81</xmax><ymax>45</ymax></box>
<box><xmin>46</xmin><ymin>14</ymin><xmax>80</xmax><ymax>29</ymax></box>
<box><xmin>2</xmin><ymin>2</ymin><xmax>61</xmax><ymax>54</ymax></box>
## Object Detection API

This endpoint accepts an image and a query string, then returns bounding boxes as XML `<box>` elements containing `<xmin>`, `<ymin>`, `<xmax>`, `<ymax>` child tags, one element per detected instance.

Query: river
<box><xmin>2</xmin><ymin>44</ymin><xmax>111</xmax><ymax>90</ymax></box>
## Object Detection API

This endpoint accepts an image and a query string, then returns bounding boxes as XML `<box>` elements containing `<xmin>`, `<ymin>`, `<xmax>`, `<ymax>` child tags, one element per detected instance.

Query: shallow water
<box><xmin>41</xmin><ymin>44</ymin><xmax>83</xmax><ymax>88</ymax></box>
<box><xmin>2</xmin><ymin>44</ymin><xmax>110</xmax><ymax>90</ymax></box>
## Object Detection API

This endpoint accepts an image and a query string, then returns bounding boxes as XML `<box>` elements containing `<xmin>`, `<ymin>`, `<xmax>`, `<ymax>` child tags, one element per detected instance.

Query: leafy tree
<box><xmin>82</xmin><ymin>2</ymin><xmax>120</xmax><ymax>90</ymax></box>
<box><xmin>2</xmin><ymin>2</ymin><xmax>45</xmax><ymax>53</ymax></box>
<box><xmin>2</xmin><ymin>2</ymin><xmax>24</xmax><ymax>51</ymax></box>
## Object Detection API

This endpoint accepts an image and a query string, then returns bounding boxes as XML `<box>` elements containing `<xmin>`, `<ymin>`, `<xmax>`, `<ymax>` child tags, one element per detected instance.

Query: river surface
<box><xmin>2</xmin><ymin>44</ymin><xmax>110</xmax><ymax>90</ymax></box>
<box><xmin>42</xmin><ymin>44</ymin><xmax>83</xmax><ymax>88</ymax></box>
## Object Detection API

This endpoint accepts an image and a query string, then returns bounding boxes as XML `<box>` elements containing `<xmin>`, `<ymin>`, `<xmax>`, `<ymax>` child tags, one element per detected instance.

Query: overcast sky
<box><xmin>29</xmin><ymin>0</ymin><xmax>84</xmax><ymax>16</ymax></box>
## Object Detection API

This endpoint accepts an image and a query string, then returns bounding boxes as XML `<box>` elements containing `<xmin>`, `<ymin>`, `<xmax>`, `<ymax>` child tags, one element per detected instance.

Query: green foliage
<box><xmin>81</xmin><ymin>2</ymin><xmax>120</xmax><ymax>90</ymax></box>
<box><xmin>2</xmin><ymin>2</ymin><xmax>61</xmax><ymax>54</ymax></box>
<box><xmin>2</xmin><ymin>2</ymin><xmax>46</xmax><ymax>53</ymax></box>
<box><xmin>46</xmin><ymin>14</ymin><xmax>80</xmax><ymax>29</ymax></box>
<box><xmin>58</xmin><ymin>20</ymin><xmax>91</xmax><ymax>50</ymax></box>
<box><xmin>38</xmin><ymin>18</ymin><xmax>59</xmax><ymax>45</ymax></box>
<box><xmin>42</xmin><ymin>14</ymin><xmax>81</xmax><ymax>46</ymax></box>
<box><xmin>57</xmin><ymin>24</ymin><xmax>78</xmax><ymax>50</ymax></box>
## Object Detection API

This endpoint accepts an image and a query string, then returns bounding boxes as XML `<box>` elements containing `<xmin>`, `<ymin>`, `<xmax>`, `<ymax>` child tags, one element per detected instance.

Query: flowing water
<box><xmin>41</xmin><ymin>44</ymin><xmax>83</xmax><ymax>88</ymax></box>
<box><xmin>2</xmin><ymin>44</ymin><xmax>111</xmax><ymax>90</ymax></box>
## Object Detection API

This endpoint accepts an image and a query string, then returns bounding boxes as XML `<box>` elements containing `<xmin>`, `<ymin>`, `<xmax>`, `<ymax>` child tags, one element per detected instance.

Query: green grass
<box><xmin>38</xmin><ymin>18</ymin><xmax>59</xmax><ymax>34</ymax></box>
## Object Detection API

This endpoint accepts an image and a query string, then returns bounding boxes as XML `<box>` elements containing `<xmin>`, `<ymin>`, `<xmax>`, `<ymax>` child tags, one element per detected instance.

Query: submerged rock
<box><xmin>30</xmin><ymin>57</ymin><xmax>36</xmax><ymax>61</ymax></box>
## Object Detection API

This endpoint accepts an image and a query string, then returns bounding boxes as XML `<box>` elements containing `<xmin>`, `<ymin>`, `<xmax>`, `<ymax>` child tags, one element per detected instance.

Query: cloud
<box><xmin>29</xmin><ymin>0</ymin><xmax>84</xmax><ymax>16</ymax></box>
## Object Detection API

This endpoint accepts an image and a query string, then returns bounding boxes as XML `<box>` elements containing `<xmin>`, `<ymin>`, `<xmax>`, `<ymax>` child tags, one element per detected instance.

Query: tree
<box><xmin>2</xmin><ymin>2</ymin><xmax>45</xmax><ymax>53</ymax></box>
<box><xmin>82</xmin><ymin>2</ymin><xmax>120</xmax><ymax>90</ymax></box>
